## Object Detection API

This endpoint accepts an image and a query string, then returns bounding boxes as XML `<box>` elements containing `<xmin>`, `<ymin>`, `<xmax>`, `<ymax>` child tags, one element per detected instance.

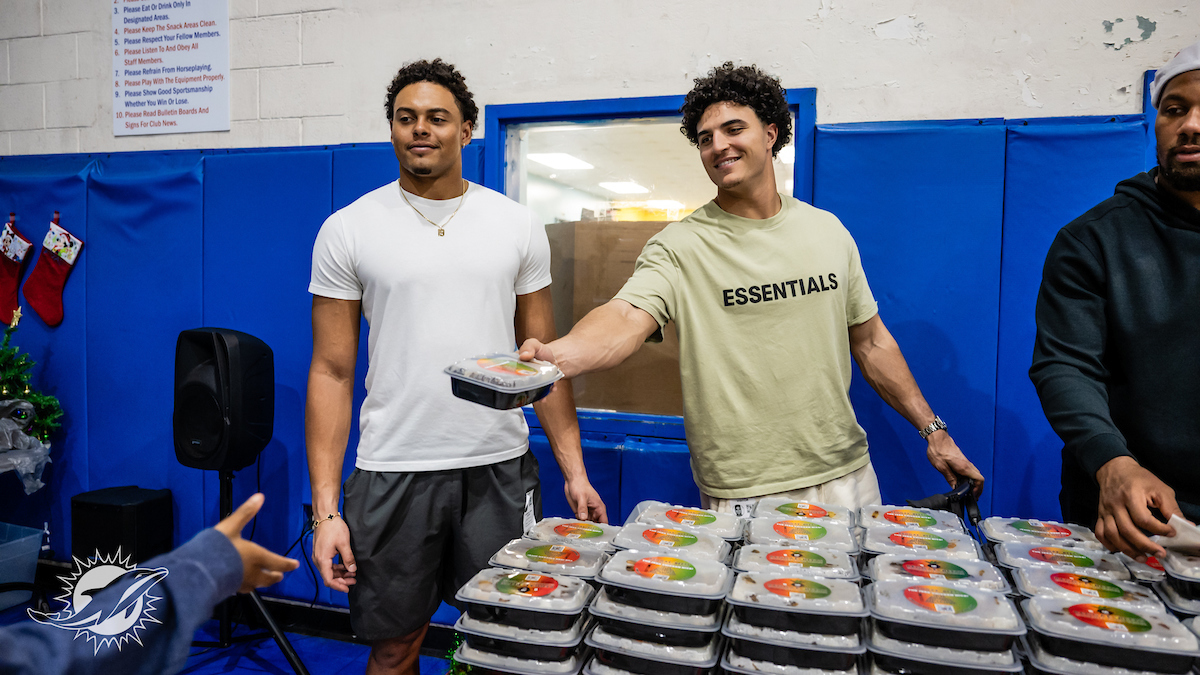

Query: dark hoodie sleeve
<box><xmin>1030</xmin><ymin>227</ymin><xmax>1133</xmax><ymax>481</ymax></box>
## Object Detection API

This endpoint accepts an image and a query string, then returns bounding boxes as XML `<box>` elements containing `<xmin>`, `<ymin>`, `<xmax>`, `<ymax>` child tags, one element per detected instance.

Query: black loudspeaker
<box><xmin>173</xmin><ymin>328</ymin><xmax>274</xmax><ymax>472</ymax></box>
<box><xmin>71</xmin><ymin>486</ymin><xmax>173</xmax><ymax>564</ymax></box>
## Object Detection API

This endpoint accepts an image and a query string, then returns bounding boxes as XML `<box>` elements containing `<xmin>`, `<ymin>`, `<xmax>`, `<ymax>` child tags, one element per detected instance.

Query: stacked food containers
<box><xmin>1157</xmin><ymin>550</ymin><xmax>1200</xmax><ymax>617</ymax></box>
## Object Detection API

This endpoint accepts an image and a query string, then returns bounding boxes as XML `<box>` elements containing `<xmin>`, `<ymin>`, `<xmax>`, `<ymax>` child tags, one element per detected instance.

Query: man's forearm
<box><xmin>305</xmin><ymin>371</ymin><xmax>354</xmax><ymax>516</ymax></box>
<box><xmin>550</xmin><ymin>300</ymin><xmax>657</xmax><ymax>378</ymax></box>
<box><xmin>851</xmin><ymin>319</ymin><xmax>937</xmax><ymax>429</ymax></box>
<box><xmin>532</xmin><ymin>377</ymin><xmax>586</xmax><ymax>482</ymax></box>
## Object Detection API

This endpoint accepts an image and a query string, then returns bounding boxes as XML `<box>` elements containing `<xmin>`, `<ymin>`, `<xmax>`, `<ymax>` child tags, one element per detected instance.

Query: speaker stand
<box><xmin>192</xmin><ymin>470</ymin><xmax>310</xmax><ymax>675</ymax></box>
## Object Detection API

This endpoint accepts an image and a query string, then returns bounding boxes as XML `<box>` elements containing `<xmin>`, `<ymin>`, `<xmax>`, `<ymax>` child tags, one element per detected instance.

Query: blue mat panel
<box><xmin>529</xmin><ymin>429</ymin><xmax>623</xmax><ymax>521</ymax></box>
<box><xmin>620</xmin><ymin>436</ymin><xmax>700</xmax><ymax>522</ymax></box>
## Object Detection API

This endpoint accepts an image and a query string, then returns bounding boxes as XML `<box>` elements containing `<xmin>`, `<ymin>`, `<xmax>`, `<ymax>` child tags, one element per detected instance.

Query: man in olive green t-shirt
<box><xmin>520</xmin><ymin>62</ymin><xmax>984</xmax><ymax>512</ymax></box>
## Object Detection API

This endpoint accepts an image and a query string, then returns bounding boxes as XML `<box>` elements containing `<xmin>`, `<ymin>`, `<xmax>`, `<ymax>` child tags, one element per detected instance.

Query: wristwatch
<box><xmin>919</xmin><ymin>415</ymin><xmax>947</xmax><ymax>440</ymax></box>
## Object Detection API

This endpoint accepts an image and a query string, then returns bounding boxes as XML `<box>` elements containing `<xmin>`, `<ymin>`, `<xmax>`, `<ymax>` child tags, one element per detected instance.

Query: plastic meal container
<box><xmin>529</xmin><ymin>518</ymin><xmax>623</xmax><ymax>551</ymax></box>
<box><xmin>722</xmin><ymin>611</ymin><xmax>865</xmax><ymax>670</ymax></box>
<box><xmin>858</xmin><ymin>505</ymin><xmax>965</xmax><ymax>533</ymax></box>
<box><xmin>866</xmin><ymin>554</ymin><xmax>1009</xmax><ymax>593</ymax></box>
<box><xmin>1013</xmin><ymin>568</ymin><xmax>1162</xmax><ymax>610</ymax></box>
<box><xmin>745</xmin><ymin>518</ymin><xmax>858</xmax><ymax>552</ymax></box>
<box><xmin>444</xmin><ymin>352</ymin><xmax>563</xmax><ymax>410</ymax></box>
<box><xmin>864</xmin><ymin>618</ymin><xmax>1022</xmax><ymax>675</ymax></box>
<box><xmin>722</xmin><ymin>648</ymin><xmax>857</xmax><ymax>675</ymax></box>
<box><xmin>732</xmin><ymin>546</ymin><xmax>859</xmax><ymax>581</ymax></box>
<box><xmin>753</xmin><ymin>499</ymin><xmax>855</xmax><ymax>527</ymax></box>
<box><xmin>1153</xmin><ymin>580</ymin><xmax>1200</xmax><ymax>616</ymax></box>
<box><xmin>612</xmin><ymin>523</ymin><xmax>731</xmax><ymax>562</ymax></box>
<box><xmin>725</xmin><ymin>571</ymin><xmax>866</xmax><ymax>635</ymax></box>
<box><xmin>584</xmin><ymin>625</ymin><xmax>723</xmax><ymax>675</ymax></box>
<box><xmin>860</xmin><ymin>527</ymin><xmax>980</xmax><ymax>560</ymax></box>
<box><xmin>589</xmin><ymin>587</ymin><xmax>724</xmax><ymax>648</ymax></box>
<box><xmin>980</xmin><ymin>517</ymin><xmax>1103</xmax><ymax>550</ymax></box>
<box><xmin>1119</xmin><ymin>553</ymin><xmax>1167</xmax><ymax>583</ymax></box>
<box><xmin>490</xmin><ymin>538</ymin><xmax>609</xmax><ymax>579</ymax></box>
<box><xmin>596</xmin><ymin>550</ymin><xmax>733</xmax><ymax>615</ymax></box>
<box><xmin>1161</xmin><ymin>549</ymin><xmax>1200</xmax><ymax>600</ymax></box>
<box><xmin>1022</xmin><ymin>632</ymin><xmax>1169</xmax><ymax>675</ymax></box>
<box><xmin>993</xmin><ymin>542</ymin><xmax>1130</xmax><ymax>581</ymax></box>
<box><xmin>457</xmin><ymin>567</ymin><xmax>595</xmax><ymax>631</ymax></box>
<box><xmin>627</xmin><ymin>500</ymin><xmax>745</xmax><ymax>541</ymax></box>
<box><xmin>866</xmin><ymin>580</ymin><xmax>1024</xmax><ymax>651</ymax></box>
<box><xmin>455</xmin><ymin>611</ymin><xmax>591</xmax><ymax>661</ymax></box>
<box><xmin>1022</xmin><ymin>595</ymin><xmax>1200</xmax><ymax>673</ymax></box>
<box><xmin>454</xmin><ymin>641</ymin><xmax>587</xmax><ymax>675</ymax></box>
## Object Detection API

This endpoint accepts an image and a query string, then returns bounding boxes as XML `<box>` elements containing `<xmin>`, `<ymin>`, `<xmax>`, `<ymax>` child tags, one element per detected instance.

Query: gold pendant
<box><xmin>438</xmin><ymin>228</ymin><xmax>445</xmax><ymax>237</ymax></box>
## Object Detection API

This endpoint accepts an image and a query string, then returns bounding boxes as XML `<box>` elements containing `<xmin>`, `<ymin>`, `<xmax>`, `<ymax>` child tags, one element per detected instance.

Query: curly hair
<box><xmin>384</xmin><ymin>58</ymin><xmax>479</xmax><ymax>127</ymax></box>
<box><xmin>679</xmin><ymin>62</ymin><xmax>792</xmax><ymax>156</ymax></box>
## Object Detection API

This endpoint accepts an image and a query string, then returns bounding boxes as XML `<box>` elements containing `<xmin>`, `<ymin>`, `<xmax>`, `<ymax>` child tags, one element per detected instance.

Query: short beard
<box><xmin>1160</xmin><ymin>158</ymin><xmax>1200</xmax><ymax>192</ymax></box>
<box><xmin>411</xmin><ymin>166</ymin><xmax>433</xmax><ymax>176</ymax></box>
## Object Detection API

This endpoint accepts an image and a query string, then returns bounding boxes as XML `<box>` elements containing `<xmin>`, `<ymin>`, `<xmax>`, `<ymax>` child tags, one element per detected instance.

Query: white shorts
<box><xmin>700</xmin><ymin>462</ymin><xmax>882</xmax><ymax>517</ymax></box>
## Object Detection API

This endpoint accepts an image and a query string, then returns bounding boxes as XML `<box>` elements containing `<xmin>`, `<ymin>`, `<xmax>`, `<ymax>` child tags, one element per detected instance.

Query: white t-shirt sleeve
<box><xmin>309</xmin><ymin>212</ymin><xmax>362</xmax><ymax>300</ymax></box>
<box><xmin>514</xmin><ymin>213</ymin><xmax>552</xmax><ymax>295</ymax></box>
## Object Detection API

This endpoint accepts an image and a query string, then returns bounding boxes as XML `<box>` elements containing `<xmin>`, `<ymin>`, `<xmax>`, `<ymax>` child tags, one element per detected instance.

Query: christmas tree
<box><xmin>0</xmin><ymin>308</ymin><xmax>63</xmax><ymax>441</ymax></box>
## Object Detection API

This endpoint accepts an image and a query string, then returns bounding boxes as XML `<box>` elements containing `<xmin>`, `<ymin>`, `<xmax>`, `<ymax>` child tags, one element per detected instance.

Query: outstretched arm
<box><xmin>519</xmin><ymin>299</ymin><xmax>659</xmax><ymax>378</ymax></box>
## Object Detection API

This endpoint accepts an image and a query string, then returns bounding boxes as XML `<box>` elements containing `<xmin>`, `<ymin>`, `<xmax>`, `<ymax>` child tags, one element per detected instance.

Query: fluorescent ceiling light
<box><xmin>527</xmin><ymin>153</ymin><xmax>594</xmax><ymax>170</ymax></box>
<box><xmin>599</xmin><ymin>181</ymin><xmax>649</xmax><ymax>194</ymax></box>
<box><xmin>778</xmin><ymin>145</ymin><xmax>795</xmax><ymax>165</ymax></box>
<box><xmin>647</xmin><ymin>200</ymin><xmax>684</xmax><ymax>210</ymax></box>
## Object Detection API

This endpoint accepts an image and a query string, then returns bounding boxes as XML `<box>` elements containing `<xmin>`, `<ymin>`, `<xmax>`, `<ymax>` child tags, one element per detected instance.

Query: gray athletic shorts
<box><xmin>342</xmin><ymin>450</ymin><xmax>541</xmax><ymax>641</ymax></box>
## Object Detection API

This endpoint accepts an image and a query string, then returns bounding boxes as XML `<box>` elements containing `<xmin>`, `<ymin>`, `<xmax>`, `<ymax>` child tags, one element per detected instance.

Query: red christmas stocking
<box><xmin>0</xmin><ymin>213</ymin><xmax>33</xmax><ymax>326</ymax></box>
<box><xmin>23</xmin><ymin>213</ymin><xmax>83</xmax><ymax>327</ymax></box>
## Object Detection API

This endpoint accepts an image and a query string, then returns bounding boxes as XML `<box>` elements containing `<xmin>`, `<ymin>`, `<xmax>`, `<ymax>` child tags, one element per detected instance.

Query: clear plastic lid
<box><xmin>867</xmin><ymin>554</ymin><xmax>1009</xmax><ymax>592</ymax></box>
<box><xmin>858</xmin><ymin>505</ymin><xmax>964</xmax><ymax>532</ymax></box>
<box><xmin>456</xmin><ymin>567</ymin><xmax>596</xmax><ymax>614</ymax></box>
<box><xmin>727</xmin><ymin>571</ymin><xmax>866</xmax><ymax>616</ymax></box>
<box><xmin>1025</xmin><ymin>632</ymin><xmax>1170</xmax><ymax>675</ymax></box>
<box><xmin>1023</xmin><ymin>595</ymin><xmax>1200</xmax><ymax>654</ymax></box>
<box><xmin>611</xmin><ymin>523</ymin><xmax>731</xmax><ymax>562</ymax></box>
<box><xmin>1160</xmin><ymin>549</ymin><xmax>1200</xmax><ymax>581</ymax></box>
<box><xmin>754</xmin><ymin>498</ymin><xmax>854</xmax><ymax>527</ymax></box>
<box><xmin>455</xmin><ymin>611</ymin><xmax>590</xmax><ymax>646</ymax></box>
<box><xmin>589</xmin><ymin>586</ymin><xmax>723</xmax><ymax>630</ymax></box>
<box><xmin>860</xmin><ymin>527</ymin><xmax>980</xmax><ymax>560</ymax></box>
<box><xmin>528</xmin><ymin>518</ymin><xmax>622</xmax><ymax>551</ymax></box>
<box><xmin>981</xmin><ymin>517</ymin><xmax>1103</xmax><ymax>549</ymax></box>
<box><xmin>585</xmin><ymin>625</ymin><xmax>720</xmax><ymax>666</ymax></box>
<box><xmin>724</xmin><ymin>649</ymin><xmax>857</xmax><ymax>675</ymax></box>
<box><xmin>444</xmin><ymin>352</ymin><xmax>563</xmax><ymax>393</ymax></box>
<box><xmin>627</xmin><ymin>499</ymin><xmax>745</xmax><ymax>540</ymax></box>
<box><xmin>745</xmin><ymin>518</ymin><xmax>857</xmax><ymax>552</ymax></box>
<box><xmin>723</xmin><ymin>612</ymin><xmax>862</xmax><ymax>650</ymax></box>
<box><xmin>490</xmin><ymin>538</ymin><xmax>609</xmax><ymax>578</ymax></box>
<box><xmin>865</xmin><ymin>619</ymin><xmax>1019</xmax><ymax>668</ymax></box>
<box><xmin>867</xmin><ymin>580</ymin><xmax>1023</xmax><ymax>631</ymax></box>
<box><xmin>582</xmin><ymin>658</ymin><xmax>639</xmax><ymax>675</ymax></box>
<box><xmin>1154</xmin><ymin>580</ymin><xmax>1200</xmax><ymax>615</ymax></box>
<box><xmin>732</xmin><ymin>546</ymin><xmax>859</xmax><ymax>580</ymax></box>
<box><xmin>454</xmin><ymin>641</ymin><xmax>586</xmax><ymax>675</ymax></box>
<box><xmin>1118</xmin><ymin>553</ymin><xmax>1167</xmax><ymax>583</ymax></box>
<box><xmin>1014</xmin><ymin>568</ymin><xmax>1162</xmax><ymax>610</ymax></box>
<box><xmin>993</xmin><ymin>542</ymin><xmax>1130</xmax><ymax>581</ymax></box>
<box><xmin>597</xmin><ymin>550</ymin><xmax>732</xmax><ymax>599</ymax></box>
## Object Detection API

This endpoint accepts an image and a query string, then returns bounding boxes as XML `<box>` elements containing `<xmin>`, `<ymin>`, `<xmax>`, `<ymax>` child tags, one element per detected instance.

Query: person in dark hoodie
<box><xmin>1031</xmin><ymin>40</ymin><xmax>1200</xmax><ymax>559</ymax></box>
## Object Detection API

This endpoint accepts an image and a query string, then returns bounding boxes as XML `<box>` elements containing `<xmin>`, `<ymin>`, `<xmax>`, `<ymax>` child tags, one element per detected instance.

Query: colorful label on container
<box><xmin>495</xmin><ymin>573</ymin><xmax>559</xmax><ymax>597</ymax></box>
<box><xmin>901</xmin><ymin>559</ymin><xmax>969</xmax><ymax>580</ymax></box>
<box><xmin>884</xmin><ymin>508</ymin><xmax>937</xmax><ymax>527</ymax></box>
<box><xmin>904</xmin><ymin>585</ymin><xmax>978</xmax><ymax>614</ymax></box>
<box><xmin>767</xmin><ymin>549</ymin><xmax>828</xmax><ymax>567</ymax></box>
<box><xmin>1146</xmin><ymin>556</ymin><xmax>1165</xmax><ymax>571</ymax></box>
<box><xmin>524</xmin><ymin>544</ymin><xmax>580</xmax><ymax>565</ymax></box>
<box><xmin>1009</xmin><ymin>520</ymin><xmax>1071</xmax><ymax>539</ymax></box>
<box><xmin>642</xmin><ymin>528</ymin><xmax>698</xmax><ymax>548</ymax></box>
<box><xmin>477</xmin><ymin>357</ymin><xmax>539</xmax><ymax>377</ymax></box>
<box><xmin>631</xmin><ymin>556</ymin><xmax>697</xmax><ymax>581</ymax></box>
<box><xmin>1050</xmin><ymin>573</ymin><xmax>1124</xmax><ymax>599</ymax></box>
<box><xmin>1029</xmin><ymin>547</ymin><xmax>1094</xmax><ymax>568</ymax></box>
<box><xmin>553</xmin><ymin>522</ymin><xmax>603</xmax><ymax>539</ymax></box>
<box><xmin>774</xmin><ymin>502</ymin><xmax>830</xmax><ymax>519</ymax></box>
<box><xmin>666</xmin><ymin>508</ymin><xmax>717</xmax><ymax>526</ymax></box>
<box><xmin>889</xmin><ymin>530</ymin><xmax>949</xmax><ymax>550</ymax></box>
<box><xmin>764</xmin><ymin>578</ymin><xmax>832</xmax><ymax>599</ymax></box>
<box><xmin>1067</xmin><ymin>604</ymin><xmax>1152</xmax><ymax>632</ymax></box>
<box><xmin>773</xmin><ymin>520</ymin><xmax>828</xmax><ymax>541</ymax></box>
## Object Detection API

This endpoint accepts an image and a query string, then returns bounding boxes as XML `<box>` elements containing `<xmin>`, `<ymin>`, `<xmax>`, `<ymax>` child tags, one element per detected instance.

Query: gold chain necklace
<box><xmin>400</xmin><ymin>179</ymin><xmax>468</xmax><ymax>237</ymax></box>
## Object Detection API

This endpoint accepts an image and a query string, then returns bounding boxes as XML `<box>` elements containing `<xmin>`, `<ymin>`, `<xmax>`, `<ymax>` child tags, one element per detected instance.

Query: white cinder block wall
<box><xmin>0</xmin><ymin>0</ymin><xmax>1195</xmax><ymax>156</ymax></box>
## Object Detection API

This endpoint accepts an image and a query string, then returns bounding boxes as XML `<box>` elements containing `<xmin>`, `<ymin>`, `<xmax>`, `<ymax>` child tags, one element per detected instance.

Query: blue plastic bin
<box><xmin>0</xmin><ymin>522</ymin><xmax>43</xmax><ymax>610</ymax></box>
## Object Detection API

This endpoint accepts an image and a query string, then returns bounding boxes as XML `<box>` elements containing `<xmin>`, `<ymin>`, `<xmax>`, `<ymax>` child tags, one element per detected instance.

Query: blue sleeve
<box><xmin>0</xmin><ymin>528</ymin><xmax>242</xmax><ymax>675</ymax></box>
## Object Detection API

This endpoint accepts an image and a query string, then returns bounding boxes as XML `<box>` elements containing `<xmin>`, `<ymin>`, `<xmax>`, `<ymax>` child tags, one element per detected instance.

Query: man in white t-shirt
<box><xmin>306</xmin><ymin>59</ymin><xmax>606</xmax><ymax>675</ymax></box>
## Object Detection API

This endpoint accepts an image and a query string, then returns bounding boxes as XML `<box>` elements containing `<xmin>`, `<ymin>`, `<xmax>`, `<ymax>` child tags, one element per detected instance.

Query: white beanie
<box><xmin>1151</xmin><ymin>40</ymin><xmax>1200</xmax><ymax>109</ymax></box>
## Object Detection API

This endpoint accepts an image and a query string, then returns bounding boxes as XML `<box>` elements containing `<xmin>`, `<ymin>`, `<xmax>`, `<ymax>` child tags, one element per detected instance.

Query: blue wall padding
<box><xmin>813</xmin><ymin>120</ymin><xmax>1006</xmax><ymax>512</ymax></box>
<box><xmin>992</xmin><ymin>118</ymin><xmax>1148</xmax><ymax>520</ymax></box>
<box><xmin>529</xmin><ymin>430</ymin><xmax>623</xmax><ymax>521</ymax></box>
<box><xmin>620</xmin><ymin>437</ymin><xmax>701</xmax><ymax>522</ymax></box>
<box><xmin>0</xmin><ymin>161</ymin><xmax>93</xmax><ymax>559</ymax></box>
<box><xmin>86</xmin><ymin>156</ymin><xmax>207</xmax><ymax>546</ymax></box>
